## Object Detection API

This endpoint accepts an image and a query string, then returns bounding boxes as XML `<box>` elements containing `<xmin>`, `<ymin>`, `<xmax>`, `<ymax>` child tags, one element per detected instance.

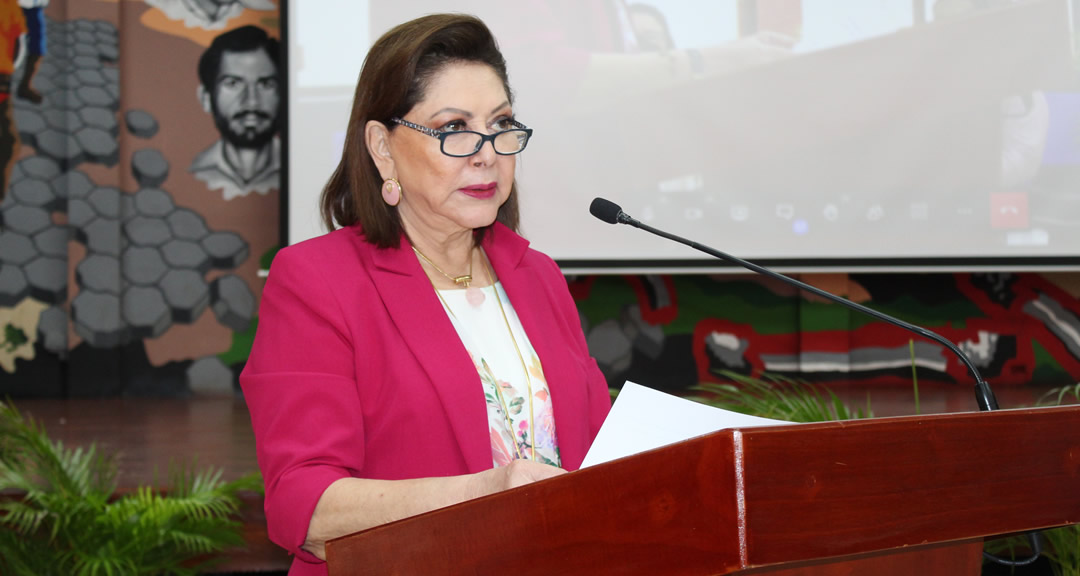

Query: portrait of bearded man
<box><xmin>191</xmin><ymin>24</ymin><xmax>281</xmax><ymax>200</ymax></box>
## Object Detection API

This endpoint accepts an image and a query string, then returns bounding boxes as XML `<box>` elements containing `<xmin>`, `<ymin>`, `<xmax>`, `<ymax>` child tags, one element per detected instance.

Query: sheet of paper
<box><xmin>581</xmin><ymin>381</ymin><xmax>794</xmax><ymax>468</ymax></box>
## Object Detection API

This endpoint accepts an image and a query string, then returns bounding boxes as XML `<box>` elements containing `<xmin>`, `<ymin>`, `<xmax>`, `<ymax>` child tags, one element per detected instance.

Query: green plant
<box><xmin>3</xmin><ymin>323</ymin><xmax>28</xmax><ymax>352</ymax></box>
<box><xmin>1039</xmin><ymin>527</ymin><xmax>1080</xmax><ymax>576</ymax></box>
<box><xmin>0</xmin><ymin>401</ymin><xmax>263</xmax><ymax>576</ymax></box>
<box><xmin>689</xmin><ymin>371</ymin><xmax>872</xmax><ymax>423</ymax></box>
<box><xmin>985</xmin><ymin>512</ymin><xmax>1079</xmax><ymax>576</ymax></box>
<box><xmin>1038</xmin><ymin>382</ymin><xmax>1080</xmax><ymax>408</ymax></box>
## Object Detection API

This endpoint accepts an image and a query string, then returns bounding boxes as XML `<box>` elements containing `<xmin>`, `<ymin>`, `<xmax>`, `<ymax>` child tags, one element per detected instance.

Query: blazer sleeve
<box><xmin>240</xmin><ymin>245</ymin><xmax>363</xmax><ymax>565</ymax></box>
<box><xmin>541</xmin><ymin>255</ymin><xmax>611</xmax><ymax>441</ymax></box>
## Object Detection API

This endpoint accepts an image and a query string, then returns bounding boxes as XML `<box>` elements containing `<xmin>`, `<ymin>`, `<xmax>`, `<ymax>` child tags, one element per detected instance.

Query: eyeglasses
<box><xmin>390</xmin><ymin>117</ymin><xmax>533</xmax><ymax>158</ymax></box>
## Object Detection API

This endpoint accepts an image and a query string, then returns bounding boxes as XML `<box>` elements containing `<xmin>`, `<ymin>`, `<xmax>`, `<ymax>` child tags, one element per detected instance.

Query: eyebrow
<box><xmin>428</xmin><ymin>102</ymin><xmax>511</xmax><ymax>121</ymax></box>
<box><xmin>217</xmin><ymin>73</ymin><xmax>278</xmax><ymax>82</ymax></box>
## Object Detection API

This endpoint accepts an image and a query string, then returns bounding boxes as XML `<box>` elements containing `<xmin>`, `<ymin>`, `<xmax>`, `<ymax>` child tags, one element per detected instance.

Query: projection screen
<box><xmin>287</xmin><ymin>0</ymin><xmax>1080</xmax><ymax>271</ymax></box>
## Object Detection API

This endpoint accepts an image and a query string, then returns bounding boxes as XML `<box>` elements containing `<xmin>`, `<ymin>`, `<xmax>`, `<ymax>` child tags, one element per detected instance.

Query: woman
<box><xmin>240</xmin><ymin>14</ymin><xmax>611</xmax><ymax>575</ymax></box>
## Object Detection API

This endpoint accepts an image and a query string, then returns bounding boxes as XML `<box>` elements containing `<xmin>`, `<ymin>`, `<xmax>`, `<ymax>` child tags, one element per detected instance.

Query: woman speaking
<box><xmin>240</xmin><ymin>13</ymin><xmax>611</xmax><ymax>575</ymax></box>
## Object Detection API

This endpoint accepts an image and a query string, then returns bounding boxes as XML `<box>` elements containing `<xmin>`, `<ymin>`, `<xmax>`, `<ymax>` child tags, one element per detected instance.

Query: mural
<box><xmin>145</xmin><ymin>0</ymin><xmax>275</xmax><ymax>31</ymax></box>
<box><xmin>0</xmin><ymin>0</ymin><xmax>278</xmax><ymax>398</ymax></box>
<box><xmin>191</xmin><ymin>25</ymin><xmax>280</xmax><ymax>200</ymax></box>
<box><xmin>573</xmin><ymin>272</ymin><xmax>1080</xmax><ymax>395</ymax></box>
<box><xmin>16</xmin><ymin>0</ymin><xmax>47</xmax><ymax>104</ymax></box>
<box><xmin>0</xmin><ymin>0</ymin><xmax>25</xmax><ymax>203</ymax></box>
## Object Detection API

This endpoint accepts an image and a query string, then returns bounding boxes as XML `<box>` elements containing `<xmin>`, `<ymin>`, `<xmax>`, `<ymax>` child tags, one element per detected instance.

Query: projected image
<box><xmin>1026</xmin><ymin>92</ymin><xmax>1080</xmax><ymax>231</ymax></box>
<box><xmin>562</xmin><ymin>0</ymin><xmax>1076</xmax><ymax>259</ymax></box>
<box><xmin>289</xmin><ymin>0</ymin><xmax>1080</xmax><ymax>264</ymax></box>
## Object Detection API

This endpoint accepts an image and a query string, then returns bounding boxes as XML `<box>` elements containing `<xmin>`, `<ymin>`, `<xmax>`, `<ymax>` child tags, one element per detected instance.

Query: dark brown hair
<box><xmin>320</xmin><ymin>14</ymin><xmax>520</xmax><ymax>248</ymax></box>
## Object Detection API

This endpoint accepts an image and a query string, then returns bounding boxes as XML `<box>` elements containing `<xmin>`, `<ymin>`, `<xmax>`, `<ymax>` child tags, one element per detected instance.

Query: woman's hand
<box><xmin>302</xmin><ymin>462</ymin><xmax>568</xmax><ymax>561</ymax></box>
<box><xmin>467</xmin><ymin>460</ymin><xmax>567</xmax><ymax>500</ymax></box>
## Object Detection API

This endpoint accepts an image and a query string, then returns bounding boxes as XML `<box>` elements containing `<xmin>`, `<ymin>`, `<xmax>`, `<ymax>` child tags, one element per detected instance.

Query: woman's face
<box><xmin>389</xmin><ymin>61</ymin><xmax>516</xmax><ymax>242</ymax></box>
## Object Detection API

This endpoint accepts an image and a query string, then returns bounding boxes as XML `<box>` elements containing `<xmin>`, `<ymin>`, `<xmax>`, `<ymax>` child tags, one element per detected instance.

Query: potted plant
<box><xmin>0</xmin><ymin>401</ymin><xmax>262</xmax><ymax>575</ymax></box>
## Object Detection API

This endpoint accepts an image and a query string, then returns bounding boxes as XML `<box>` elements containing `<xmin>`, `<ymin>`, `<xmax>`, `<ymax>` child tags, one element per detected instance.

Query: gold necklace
<box><xmin>413</xmin><ymin>246</ymin><xmax>473</xmax><ymax>288</ymax></box>
<box><xmin>484</xmin><ymin>256</ymin><xmax>537</xmax><ymax>462</ymax></box>
<box><xmin>429</xmin><ymin>251</ymin><xmax>536</xmax><ymax>462</ymax></box>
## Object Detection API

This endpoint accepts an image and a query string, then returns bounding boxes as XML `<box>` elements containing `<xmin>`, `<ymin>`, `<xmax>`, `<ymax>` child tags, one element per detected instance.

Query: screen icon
<box><xmin>990</xmin><ymin>193</ymin><xmax>1029</xmax><ymax>229</ymax></box>
<box><xmin>776</xmin><ymin>204</ymin><xmax>794</xmax><ymax>220</ymax></box>
<box><xmin>1006</xmin><ymin>228</ymin><xmax>1048</xmax><ymax>246</ymax></box>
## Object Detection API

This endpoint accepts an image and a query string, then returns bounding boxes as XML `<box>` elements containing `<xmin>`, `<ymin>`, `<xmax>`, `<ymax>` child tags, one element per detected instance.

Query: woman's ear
<box><xmin>365</xmin><ymin>120</ymin><xmax>396</xmax><ymax>180</ymax></box>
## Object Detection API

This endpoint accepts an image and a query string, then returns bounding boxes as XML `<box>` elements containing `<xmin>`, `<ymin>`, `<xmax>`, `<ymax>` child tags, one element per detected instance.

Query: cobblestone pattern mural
<box><xmin>0</xmin><ymin>1</ymin><xmax>279</xmax><ymax>398</ymax></box>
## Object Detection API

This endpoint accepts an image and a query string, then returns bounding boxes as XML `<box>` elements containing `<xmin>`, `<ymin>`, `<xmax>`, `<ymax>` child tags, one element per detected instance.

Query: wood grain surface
<box><xmin>326</xmin><ymin>406</ymin><xmax>1080</xmax><ymax>576</ymax></box>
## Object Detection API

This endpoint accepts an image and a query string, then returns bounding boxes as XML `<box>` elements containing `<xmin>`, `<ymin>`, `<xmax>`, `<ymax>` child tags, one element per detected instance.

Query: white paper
<box><xmin>581</xmin><ymin>381</ymin><xmax>794</xmax><ymax>468</ymax></box>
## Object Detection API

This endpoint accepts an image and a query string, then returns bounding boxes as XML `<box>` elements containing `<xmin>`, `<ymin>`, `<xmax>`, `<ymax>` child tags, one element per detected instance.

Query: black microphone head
<box><xmin>590</xmin><ymin>197</ymin><xmax>623</xmax><ymax>224</ymax></box>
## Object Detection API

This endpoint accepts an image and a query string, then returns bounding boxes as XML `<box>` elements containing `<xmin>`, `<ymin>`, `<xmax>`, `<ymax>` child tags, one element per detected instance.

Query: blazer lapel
<box><xmin>369</xmin><ymin>239</ymin><xmax>491</xmax><ymax>473</ymax></box>
<box><xmin>485</xmin><ymin>225</ymin><xmax>588</xmax><ymax>470</ymax></box>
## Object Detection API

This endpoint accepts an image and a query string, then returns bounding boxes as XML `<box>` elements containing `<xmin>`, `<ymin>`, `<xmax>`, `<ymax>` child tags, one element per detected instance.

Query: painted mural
<box><xmin>573</xmin><ymin>272</ymin><xmax>1080</xmax><ymax>396</ymax></box>
<box><xmin>0</xmin><ymin>0</ymin><xmax>279</xmax><ymax>397</ymax></box>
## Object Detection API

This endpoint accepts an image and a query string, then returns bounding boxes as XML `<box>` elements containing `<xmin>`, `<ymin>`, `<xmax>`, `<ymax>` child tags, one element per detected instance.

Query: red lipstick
<box><xmin>460</xmin><ymin>182</ymin><xmax>497</xmax><ymax>199</ymax></box>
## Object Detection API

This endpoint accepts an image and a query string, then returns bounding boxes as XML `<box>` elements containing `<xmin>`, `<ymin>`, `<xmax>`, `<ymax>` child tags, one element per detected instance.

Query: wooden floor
<box><xmin>12</xmin><ymin>396</ymin><xmax>292</xmax><ymax>573</ymax></box>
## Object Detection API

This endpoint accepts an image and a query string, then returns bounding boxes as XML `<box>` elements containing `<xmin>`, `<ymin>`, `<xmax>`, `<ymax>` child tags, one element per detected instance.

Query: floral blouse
<box><xmin>437</xmin><ymin>283</ymin><xmax>561</xmax><ymax>468</ymax></box>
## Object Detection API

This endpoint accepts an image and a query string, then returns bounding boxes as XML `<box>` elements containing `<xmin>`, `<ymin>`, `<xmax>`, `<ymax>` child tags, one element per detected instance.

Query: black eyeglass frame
<box><xmin>389</xmin><ymin>117</ymin><xmax>534</xmax><ymax>158</ymax></box>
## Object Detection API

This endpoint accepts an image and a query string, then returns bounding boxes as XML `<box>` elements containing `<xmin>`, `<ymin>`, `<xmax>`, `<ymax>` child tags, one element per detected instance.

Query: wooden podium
<box><xmin>325</xmin><ymin>406</ymin><xmax>1080</xmax><ymax>575</ymax></box>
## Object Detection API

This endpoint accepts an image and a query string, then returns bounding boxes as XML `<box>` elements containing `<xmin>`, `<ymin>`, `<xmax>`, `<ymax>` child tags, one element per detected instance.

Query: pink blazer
<box><xmin>240</xmin><ymin>223</ymin><xmax>611</xmax><ymax>575</ymax></box>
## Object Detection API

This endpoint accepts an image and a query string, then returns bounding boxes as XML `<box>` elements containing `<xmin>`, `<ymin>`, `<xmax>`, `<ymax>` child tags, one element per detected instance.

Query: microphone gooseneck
<box><xmin>589</xmin><ymin>197</ymin><xmax>999</xmax><ymax>412</ymax></box>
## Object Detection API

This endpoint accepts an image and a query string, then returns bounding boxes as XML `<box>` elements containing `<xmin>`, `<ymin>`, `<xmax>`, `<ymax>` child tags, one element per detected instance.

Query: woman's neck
<box><xmin>405</xmin><ymin>224</ymin><xmax>491</xmax><ymax>290</ymax></box>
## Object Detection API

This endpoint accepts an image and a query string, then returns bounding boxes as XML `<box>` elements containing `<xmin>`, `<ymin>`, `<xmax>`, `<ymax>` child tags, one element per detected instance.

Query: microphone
<box><xmin>589</xmin><ymin>197</ymin><xmax>1000</xmax><ymax>412</ymax></box>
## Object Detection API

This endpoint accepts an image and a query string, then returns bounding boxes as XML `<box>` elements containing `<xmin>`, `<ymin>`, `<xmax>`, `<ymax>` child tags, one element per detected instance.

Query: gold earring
<box><xmin>383</xmin><ymin>178</ymin><xmax>402</xmax><ymax>206</ymax></box>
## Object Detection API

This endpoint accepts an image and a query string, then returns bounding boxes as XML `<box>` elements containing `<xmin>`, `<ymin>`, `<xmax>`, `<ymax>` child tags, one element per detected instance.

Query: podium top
<box><xmin>327</xmin><ymin>405</ymin><xmax>1080</xmax><ymax>576</ymax></box>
